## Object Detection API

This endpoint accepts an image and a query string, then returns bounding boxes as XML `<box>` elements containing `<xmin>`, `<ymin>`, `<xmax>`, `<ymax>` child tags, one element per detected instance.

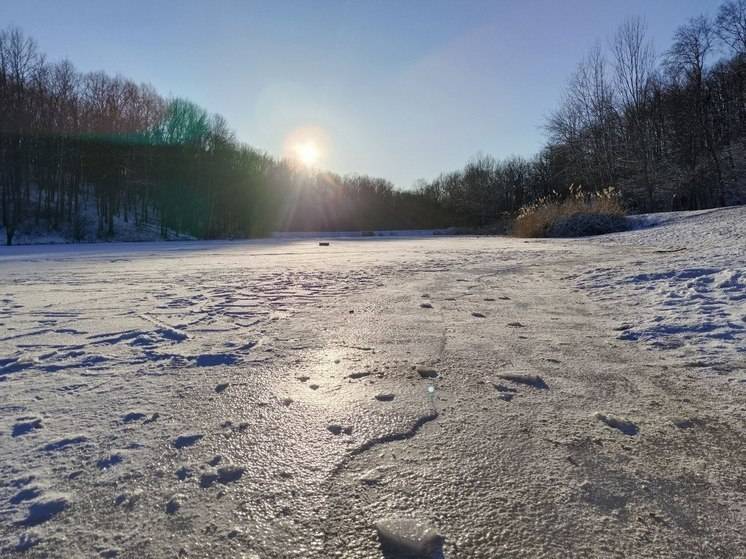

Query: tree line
<box><xmin>0</xmin><ymin>26</ymin><xmax>447</xmax><ymax>245</ymax></box>
<box><xmin>2</xmin><ymin>1</ymin><xmax>746</xmax><ymax>244</ymax></box>
<box><xmin>415</xmin><ymin>0</ymin><xmax>746</xmax><ymax>217</ymax></box>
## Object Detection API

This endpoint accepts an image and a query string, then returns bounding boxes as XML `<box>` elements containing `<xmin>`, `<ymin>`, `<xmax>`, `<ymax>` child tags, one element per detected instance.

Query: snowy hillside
<box><xmin>1</xmin><ymin>191</ymin><xmax>194</xmax><ymax>245</ymax></box>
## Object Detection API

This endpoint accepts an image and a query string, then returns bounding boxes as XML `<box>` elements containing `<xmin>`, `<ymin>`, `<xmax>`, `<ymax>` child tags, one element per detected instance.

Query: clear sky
<box><xmin>0</xmin><ymin>0</ymin><xmax>724</xmax><ymax>188</ymax></box>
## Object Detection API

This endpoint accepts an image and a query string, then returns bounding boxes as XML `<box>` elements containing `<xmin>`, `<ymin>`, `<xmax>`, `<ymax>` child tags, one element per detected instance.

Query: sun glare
<box><xmin>283</xmin><ymin>126</ymin><xmax>329</xmax><ymax>169</ymax></box>
<box><xmin>294</xmin><ymin>141</ymin><xmax>320</xmax><ymax>167</ymax></box>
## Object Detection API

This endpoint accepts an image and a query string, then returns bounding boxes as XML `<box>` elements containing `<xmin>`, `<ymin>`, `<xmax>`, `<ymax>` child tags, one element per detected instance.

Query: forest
<box><xmin>2</xmin><ymin>0</ymin><xmax>746</xmax><ymax>244</ymax></box>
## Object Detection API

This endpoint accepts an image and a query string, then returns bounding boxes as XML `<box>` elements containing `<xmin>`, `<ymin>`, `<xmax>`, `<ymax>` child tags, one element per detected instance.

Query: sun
<box><xmin>294</xmin><ymin>141</ymin><xmax>320</xmax><ymax>167</ymax></box>
<box><xmin>283</xmin><ymin>126</ymin><xmax>329</xmax><ymax>169</ymax></box>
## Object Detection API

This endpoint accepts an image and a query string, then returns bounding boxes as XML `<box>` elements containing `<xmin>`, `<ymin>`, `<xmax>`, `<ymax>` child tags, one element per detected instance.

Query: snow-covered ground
<box><xmin>1</xmin><ymin>190</ymin><xmax>194</xmax><ymax>245</ymax></box>
<box><xmin>1</xmin><ymin>208</ymin><xmax>744</xmax><ymax>558</ymax></box>
<box><xmin>578</xmin><ymin>207</ymin><xmax>745</xmax><ymax>370</ymax></box>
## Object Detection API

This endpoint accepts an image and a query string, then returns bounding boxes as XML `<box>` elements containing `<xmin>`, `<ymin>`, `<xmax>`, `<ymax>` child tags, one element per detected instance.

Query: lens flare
<box><xmin>283</xmin><ymin>125</ymin><xmax>329</xmax><ymax>169</ymax></box>
<box><xmin>294</xmin><ymin>141</ymin><xmax>320</xmax><ymax>167</ymax></box>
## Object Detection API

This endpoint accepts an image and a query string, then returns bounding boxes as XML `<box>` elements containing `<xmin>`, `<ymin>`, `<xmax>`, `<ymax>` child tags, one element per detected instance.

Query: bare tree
<box><xmin>716</xmin><ymin>0</ymin><xmax>746</xmax><ymax>54</ymax></box>
<box><xmin>613</xmin><ymin>17</ymin><xmax>656</xmax><ymax>208</ymax></box>
<box><xmin>666</xmin><ymin>16</ymin><xmax>723</xmax><ymax>205</ymax></box>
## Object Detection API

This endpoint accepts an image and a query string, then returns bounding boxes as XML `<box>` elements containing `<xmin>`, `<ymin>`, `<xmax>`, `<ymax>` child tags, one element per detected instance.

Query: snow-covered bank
<box><xmin>578</xmin><ymin>206</ymin><xmax>745</xmax><ymax>369</ymax></box>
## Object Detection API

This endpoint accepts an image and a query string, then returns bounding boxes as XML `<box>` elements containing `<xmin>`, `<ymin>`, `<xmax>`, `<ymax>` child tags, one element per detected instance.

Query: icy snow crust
<box><xmin>1</xmin><ymin>207</ymin><xmax>744</xmax><ymax>558</ymax></box>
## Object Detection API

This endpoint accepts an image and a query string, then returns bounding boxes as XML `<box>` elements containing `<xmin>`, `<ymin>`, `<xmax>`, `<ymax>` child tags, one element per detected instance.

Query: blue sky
<box><xmin>0</xmin><ymin>0</ymin><xmax>724</xmax><ymax>187</ymax></box>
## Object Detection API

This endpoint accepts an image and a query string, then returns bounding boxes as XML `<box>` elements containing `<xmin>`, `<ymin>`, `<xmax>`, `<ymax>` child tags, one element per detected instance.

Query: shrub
<box><xmin>512</xmin><ymin>185</ymin><xmax>627</xmax><ymax>238</ymax></box>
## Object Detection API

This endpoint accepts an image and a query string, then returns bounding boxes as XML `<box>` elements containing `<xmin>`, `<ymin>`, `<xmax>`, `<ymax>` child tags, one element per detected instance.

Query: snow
<box><xmin>0</xmin><ymin>207</ymin><xmax>744</xmax><ymax>557</ymax></box>
<box><xmin>1</xmin><ymin>189</ymin><xmax>195</xmax><ymax>245</ymax></box>
<box><xmin>578</xmin><ymin>206</ymin><xmax>745</xmax><ymax>369</ymax></box>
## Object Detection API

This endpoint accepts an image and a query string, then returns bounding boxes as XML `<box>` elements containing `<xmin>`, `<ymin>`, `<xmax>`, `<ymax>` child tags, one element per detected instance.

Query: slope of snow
<box><xmin>576</xmin><ymin>206</ymin><xmax>745</xmax><ymax>368</ymax></box>
<box><xmin>1</xmin><ymin>189</ymin><xmax>194</xmax><ymax>245</ymax></box>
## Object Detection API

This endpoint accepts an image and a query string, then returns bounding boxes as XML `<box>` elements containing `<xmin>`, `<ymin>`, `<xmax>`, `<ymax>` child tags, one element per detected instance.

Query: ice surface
<box><xmin>1</xmin><ymin>207</ymin><xmax>744</xmax><ymax>557</ymax></box>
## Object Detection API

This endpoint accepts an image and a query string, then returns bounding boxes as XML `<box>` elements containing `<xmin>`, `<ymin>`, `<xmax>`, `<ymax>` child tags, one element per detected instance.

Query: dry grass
<box><xmin>513</xmin><ymin>185</ymin><xmax>627</xmax><ymax>238</ymax></box>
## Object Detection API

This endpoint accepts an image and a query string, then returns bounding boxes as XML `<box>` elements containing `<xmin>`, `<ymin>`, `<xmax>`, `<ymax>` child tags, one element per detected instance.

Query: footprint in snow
<box><xmin>42</xmin><ymin>436</ymin><xmax>88</xmax><ymax>452</ymax></box>
<box><xmin>594</xmin><ymin>413</ymin><xmax>639</xmax><ymax>436</ymax></box>
<box><xmin>122</xmin><ymin>411</ymin><xmax>147</xmax><ymax>423</ymax></box>
<box><xmin>22</xmin><ymin>493</ymin><xmax>70</xmax><ymax>526</ymax></box>
<box><xmin>97</xmin><ymin>454</ymin><xmax>124</xmax><ymax>470</ymax></box>
<box><xmin>493</xmin><ymin>383</ymin><xmax>517</xmax><ymax>393</ymax></box>
<box><xmin>175</xmin><ymin>466</ymin><xmax>192</xmax><ymax>480</ymax></box>
<box><xmin>12</xmin><ymin>418</ymin><xmax>43</xmax><ymax>437</ymax></box>
<box><xmin>498</xmin><ymin>373</ymin><xmax>548</xmax><ymax>389</ymax></box>
<box><xmin>327</xmin><ymin>424</ymin><xmax>353</xmax><ymax>435</ymax></box>
<box><xmin>200</xmin><ymin>465</ymin><xmax>245</xmax><ymax>488</ymax></box>
<box><xmin>173</xmin><ymin>433</ymin><xmax>203</xmax><ymax>449</ymax></box>
<box><xmin>10</xmin><ymin>486</ymin><xmax>43</xmax><ymax>505</ymax></box>
<box><xmin>416</xmin><ymin>367</ymin><xmax>438</xmax><ymax>379</ymax></box>
<box><xmin>165</xmin><ymin>494</ymin><xmax>184</xmax><ymax>514</ymax></box>
<box><xmin>672</xmin><ymin>417</ymin><xmax>696</xmax><ymax>429</ymax></box>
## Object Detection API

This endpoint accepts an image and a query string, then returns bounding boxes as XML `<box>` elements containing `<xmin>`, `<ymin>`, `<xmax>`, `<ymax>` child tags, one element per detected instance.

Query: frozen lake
<box><xmin>1</xmin><ymin>208</ymin><xmax>744</xmax><ymax>557</ymax></box>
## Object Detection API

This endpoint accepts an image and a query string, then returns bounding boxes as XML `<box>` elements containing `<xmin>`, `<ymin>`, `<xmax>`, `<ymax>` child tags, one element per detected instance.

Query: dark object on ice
<box><xmin>375</xmin><ymin>517</ymin><xmax>444</xmax><ymax>558</ymax></box>
<box><xmin>319</xmin><ymin>242</ymin><xmax>330</xmax><ymax>246</ymax></box>
<box><xmin>416</xmin><ymin>367</ymin><xmax>438</xmax><ymax>379</ymax></box>
<box><xmin>498</xmin><ymin>373</ymin><xmax>548</xmax><ymax>389</ymax></box>
<box><xmin>653</xmin><ymin>247</ymin><xmax>687</xmax><ymax>254</ymax></box>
